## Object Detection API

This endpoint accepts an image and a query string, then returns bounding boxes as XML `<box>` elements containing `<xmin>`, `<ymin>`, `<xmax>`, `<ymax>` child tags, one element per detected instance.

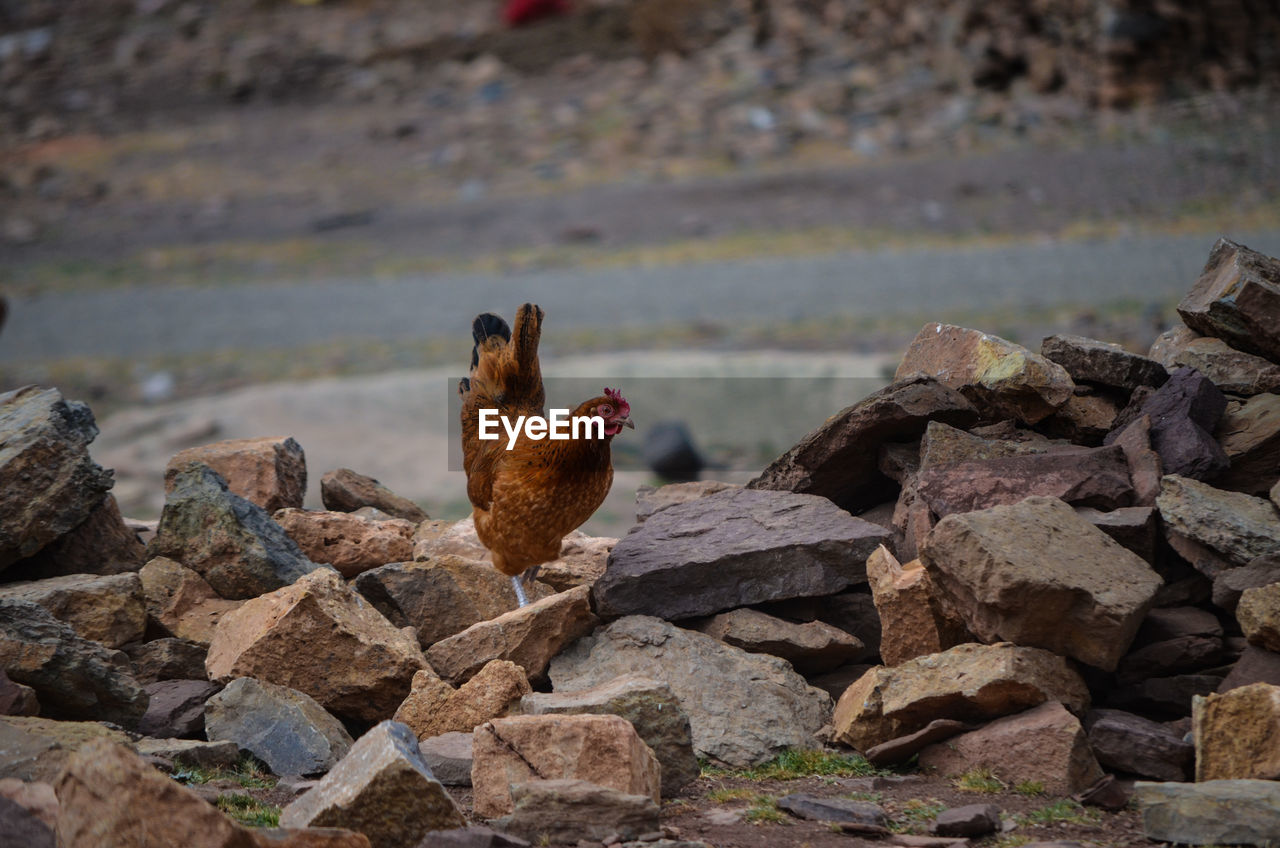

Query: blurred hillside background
<box><xmin>1</xmin><ymin>0</ymin><xmax>1279</xmax><ymax>530</ymax></box>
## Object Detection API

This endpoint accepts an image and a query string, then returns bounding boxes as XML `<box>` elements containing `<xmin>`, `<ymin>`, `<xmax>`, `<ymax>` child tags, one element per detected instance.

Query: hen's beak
<box><xmin>620</xmin><ymin>417</ymin><xmax>635</xmax><ymax>430</ymax></box>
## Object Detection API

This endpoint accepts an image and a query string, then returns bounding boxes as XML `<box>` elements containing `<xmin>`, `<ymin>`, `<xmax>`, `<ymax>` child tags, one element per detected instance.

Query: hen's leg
<box><xmin>511</xmin><ymin>575</ymin><xmax>530</xmax><ymax>608</ymax></box>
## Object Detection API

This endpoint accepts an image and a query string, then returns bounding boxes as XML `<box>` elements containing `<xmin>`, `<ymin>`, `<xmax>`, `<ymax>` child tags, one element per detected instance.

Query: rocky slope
<box><xmin>3</xmin><ymin>236</ymin><xmax>1280</xmax><ymax>846</ymax></box>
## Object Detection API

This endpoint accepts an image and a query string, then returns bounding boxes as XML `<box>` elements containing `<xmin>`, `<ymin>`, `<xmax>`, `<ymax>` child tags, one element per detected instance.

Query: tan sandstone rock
<box><xmin>393</xmin><ymin>660</ymin><xmax>530</xmax><ymax>740</ymax></box>
<box><xmin>165</xmin><ymin>436</ymin><xmax>306</xmax><ymax>513</ymax></box>
<box><xmin>426</xmin><ymin>585</ymin><xmax>598</xmax><ymax>685</ymax></box>
<box><xmin>1238</xmin><ymin>582</ymin><xmax>1280</xmax><ymax>652</ymax></box>
<box><xmin>917</xmin><ymin>701</ymin><xmax>1104</xmax><ymax>794</ymax></box>
<box><xmin>273</xmin><ymin>509</ymin><xmax>414</xmax><ymax>579</ymax></box>
<box><xmin>471</xmin><ymin>714</ymin><xmax>661</xmax><ymax>818</ymax></box>
<box><xmin>205</xmin><ymin>569</ymin><xmax>428</xmax><ymax>722</ymax></box>
<box><xmin>832</xmin><ymin>642</ymin><xmax>1090</xmax><ymax>753</ymax></box>
<box><xmin>0</xmin><ymin>572</ymin><xmax>145</xmax><ymax>648</ymax></box>
<box><xmin>866</xmin><ymin>545</ymin><xmax>969</xmax><ymax>666</ymax></box>
<box><xmin>1193</xmin><ymin>682</ymin><xmax>1280</xmax><ymax>781</ymax></box>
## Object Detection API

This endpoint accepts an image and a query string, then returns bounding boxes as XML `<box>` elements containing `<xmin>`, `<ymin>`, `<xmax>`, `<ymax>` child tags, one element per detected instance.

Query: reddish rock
<box><xmin>1178</xmin><ymin>238</ymin><xmax>1280</xmax><ymax>364</ymax></box>
<box><xmin>748</xmin><ymin>376</ymin><xmax>978</xmax><ymax>513</ymax></box>
<box><xmin>0</xmin><ymin>387</ymin><xmax>114</xmax><ymax>572</ymax></box>
<box><xmin>1085</xmin><ymin>708</ymin><xmax>1193</xmax><ymax>781</ymax></box>
<box><xmin>0</xmin><ymin>669</ymin><xmax>39</xmax><ymax>716</ymax></box>
<box><xmin>502</xmin><ymin>779</ymin><xmax>660</xmax><ymax>845</ymax></box>
<box><xmin>3</xmin><ymin>494</ymin><xmax>146</xmax><ymax>580</ymax></box>
<box><xmin>1040</xmin><ymin>391</ymin><xmax>1122</xmax><ymax>445</ymax></box>
<box><xmin>1214</xmin><ymin>393</ymin><xmax>1280</xmax><ymax>496</ymax></box>
<box><xmin>165</xmin><ymin>436</ymin><xmax>306</xmax><ymax>514</ymax></box>
<box><xmin>1041</xmin><ymin>333</ymin><xmax>1167</xmax><ymax>391</ymax></box>
<box><xmin>919</xmin><ymin>702</ymin><xmax>1103</xmax><ymax>795</ymax></box>
<box><xmin>205</xmin><ymin>569</ymin><xmax>428</xmax><ymax>722</ymax></box>
<box><xmin>863</xmin><ymin>718</ymin><xmax>976</xmax><ymax>767</ymax></box>
<box><xmin>139</xmin><ymin>557</ymin><xmax>243</xmax><ymax>646</ymax></box>
<box><xmin>1109</xmin><ymin>415</ymin><xmax>1164</xmax><ymax>506</ymax></box>
<box><xmin>393</xmin><ymin>661</ymin><xmax>530</xmax><ymax>740</ymax></box>
<box><xmin>320</xmin><ymin>468</ymin><xmax>427</xmax><ymax>523</ymax></box>
<box><xmin>425</xmin><ymin>585</ymin><xmax>597</xmax><ymax>685</ymax></box>
<box><xmin>894</xmin><ymin>323</ymin><xmax>1074</xmax><ymax>424</ymax></box>
<box><xmin>471</xmin><ymin>714</ymin><xmax>661</xmax><ymax>818</ymax></box>
<box><xmin>1219</xmin><ymin>645</ymin><xmax>1280</xmax><ymax>692</ymax></box>
<box><xmin>274</xmin><ymin>509</ymin><xmax>414</xmax><ymax>579</ymax></box>
<box><xmin>917</xmin><ymin>443</ymin><xmax>1133</xmax><ymax>518</ymax></box>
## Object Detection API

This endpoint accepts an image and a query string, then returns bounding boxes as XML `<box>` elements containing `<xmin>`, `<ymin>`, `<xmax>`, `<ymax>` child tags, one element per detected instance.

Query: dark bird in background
<box><xmin>503</xmin><ymin>0</ymin><xmax>571</xmax><ymax>27</ymax></box>
<box><xmin>459</xmin><ymin>303</ymin><xmax>632</xmax><ymax>606</ymax></box>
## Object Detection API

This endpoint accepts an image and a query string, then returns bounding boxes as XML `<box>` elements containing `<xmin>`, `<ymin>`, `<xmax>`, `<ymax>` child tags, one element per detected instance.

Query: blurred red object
<box><xmin>503</xmin><ymin>0</ymin><xmax>570</xmax><ymax>27</ymax></box>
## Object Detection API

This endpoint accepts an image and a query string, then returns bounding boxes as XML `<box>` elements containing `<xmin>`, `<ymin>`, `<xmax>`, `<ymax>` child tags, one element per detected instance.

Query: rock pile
<box><xmin>3</xmin><ymin>237</ymin><xmax>1280</xmax><ymax>846</ymax></box>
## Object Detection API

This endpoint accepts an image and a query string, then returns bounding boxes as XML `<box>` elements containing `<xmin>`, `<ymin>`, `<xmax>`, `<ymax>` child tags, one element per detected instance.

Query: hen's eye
<box><xmin>599</xmin><ymin>404</ymin><xmax>613</xmax><ymax>416</ymax></box>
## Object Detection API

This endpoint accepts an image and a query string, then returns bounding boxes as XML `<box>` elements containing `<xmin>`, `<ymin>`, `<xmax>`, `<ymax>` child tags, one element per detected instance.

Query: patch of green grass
<box><xmin>887</xmin><ymin>798</ymin><xmax>948</xmax><ymax>834</ymax></box>
<box><xmin>1016</xmin><ymin>799</ymin><xmax>1102</xmax><ymax>827</ymax></box>
<box><xmin>993</xmin><ymin>834</ymin><xmax>1031</xmax><ymax>848</ymax></box>
<box><xmin>215</xmin><ymin>793</ymin><xmax>281</xmax><ymax>828</ymax></box>
<box><xmin>953</xmin><ymin>767</ymin><xmax>1006</xmax><ymax>794</ymax></box>
<box><xmin>707</xmin><ymin>787</ymin><xmax>761</xmax><ymax>804</ymax></box>
<box><xmin>744</xmin><ymin>795</ymin><xmax>788</xmax><ymax>825</ymax></box>
<box><xmin>1012</xmin><ymin>780</ymin><xmax>1046</xmax><ymax>796</ymax></box>
<box><xmin>172</xmin><ymin>754</ymin><xmax>276</xmax><ymax>791</ymax></box>
<box><xmin>844</xmin><ymin>791</ymin><xmax>883</xmax><ymax>803</ymax></box>
<box><xmin>701</xmin><ymin>748</ymin><xmax>890</xmax><ymax>781</ymax></box>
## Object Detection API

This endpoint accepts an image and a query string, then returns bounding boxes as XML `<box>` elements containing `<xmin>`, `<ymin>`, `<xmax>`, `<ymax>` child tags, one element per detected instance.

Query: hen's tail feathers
<box><xmin>470</xmin><ymin>313</ymin><xmax>511</xmax><ymax>370</ymax></box>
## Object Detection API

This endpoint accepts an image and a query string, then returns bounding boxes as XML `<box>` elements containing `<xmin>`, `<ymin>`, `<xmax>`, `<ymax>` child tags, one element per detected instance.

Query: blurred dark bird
<box><xmin>503</xmin><ymin>0</ymin><xmax>570</xmax><ymax>27</ymax></box>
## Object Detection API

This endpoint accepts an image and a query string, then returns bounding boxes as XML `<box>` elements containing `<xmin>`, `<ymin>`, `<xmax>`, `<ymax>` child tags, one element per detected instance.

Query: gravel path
<box><xmin>5</xmin><ymin>229</ymin><xmax>1280</xmax><ymax>364</ymax></box>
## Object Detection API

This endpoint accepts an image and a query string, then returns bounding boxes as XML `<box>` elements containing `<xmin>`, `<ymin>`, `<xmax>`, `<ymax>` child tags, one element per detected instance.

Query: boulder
<box><xmin>0</xmin><ymin>715</ymin><xmax>132</xmax><ymax>783</ymax></box>
<box><xmin>0</xmin><ymin>599</ymin><xmax>148</xmax><ymax>727</ymax></box>
<box><xmin>748</xmin><ymin>376</ymin><xmax>979</xmax><ymax>513</ymax></box>
<box><xmin>533</xmin><ymin>532</ymin><xmax>615</xmax><ymax>591</ymax></box>
<box><xmin>550</xmin><ymin>616</ymin><xmax>831</xmax><ymax>767</ymax></box>
<box><xmin>1214</xmin><ymin>393</ymin><xmax>1280</xmax><ymax>495</ymax></box>
<box><xmin>866</xmin><ymin>546</ymin><xmax>969</xmax><ymax>666</ymax></box>
<box><xmin>55</xmin><ymin>738</ymin><xmax>261</xmax><ymax>848</ymax></box>
<box><xmin>273</xmin><ymin>509</ymin><xmax>414</xmax><ymax>579</ymax></box>
<box><xmin>0</xmin><ymin>572</ymin><xmax>146</xmax><ymax>648</ymax></box>
<box><xmin>320</xmin><ymin>468</ymin><xmax>427</xmax><ymax>522</ymax></box>
<box><xmin>1084</xmin><ymin>709</ymin><xmax>1193</xmax><ymax>781</ymax></box>
<box><xmin>1040</xmin><ymin>333</ymin><xmax>1167</xmax><ymax>391</ymax></box>
<box><xmin>1177</xmin><ymin>238</ymin><xmax>1280</xmax><ymax>364</ymax></box>
<box><xmin>916</xmin><ymin>444</ymin><xmax>1134</xmax><ymax>518</ymax></box>
<box><xmin>594</xmin><ymin>488</ymin><xmax>888</xmax><ymax>620</ymax></box>
<box><xmin>1213</xmin><ymin>556</ymin><xmax>1280</xmax><ymax>612</ymax></box>
<box><xmin>918</xmin><ymin>702</ymin><xmax>1102</xmax><ymax>795</ymax></box>
<box><xmin>1108</xmin><ymin>673</ymin><xmax>1224</xmax><ymax>718</ymax></box>
<box><xmin>521</xmin><ymin>674</ymin><xmax>699</xmax><ymax>796</ymax></box>
<box><xmin>125</xmin><ymin>637</ymin><xmax>208</xmax><ymax>684</ymax></box>
<box><xmin>635</xmin><ymin>480</ymin><xmax>740</xmax><ymax>523</ymax></box>
<box><xmin>1040</xmin><ymin>390</ymin><xmax>1122</xmax><ymax>445</ymax></box>
<box><xmin>692</xmin><ymin>607</ymin><xmax>863</xmax><ymax>674</ymax></box>
<box><xmin>206</xmin><ymin>677</ymin><xmax>354</xmax><ymax>776</ymax></box>
<box><xmin>920</xmin><ymin>497</ymin><xmax>1162</xmax><ymax>671</ymax></box>
<box><xmin>0</xmin><ymin>669</ymin><xmax>39</xmax><ymax>716</ymax></box>
<box><xmin>1106</xmin><ymin>368</ymin><xmax>1228</xmax><ymax>480</ymax></box>
<box><xmin>1136</xmin><ymin>779</ymin><xmax>1280</xmax><ymax>847</ymax></box>
<box><xmin>0</xmin><ymin>793</ymin><xmax>54</xmax><ymax>848</ymax></box>
<box><xmin>0</xmin><ymin>386</ymin><xmax>114</xmax><ymax>572</ymax></box>
<box><xmin>1076</xmin><ymin>506</ymin><xmax>1159</xmax><ymax>563</ymax></box>
<box><xmin>280</xmin><ymin>721</ymin><xmax>465</xmax><ymax>848</ymax></box>
<box><xmin>138</xmin><ymin>557</ymin><xmax>243</xmax><ymax>646</ymax></box>
<box><xmin>138</xmin><ymin>679</ymin><xmax>221</xmax><ymax>738</ymax></box>
<box><xmin>894</xmin><ymin>323</ymin><xmax>1074</xmax><ymax>424</ymax></box>
<box><xmin>501</xmin><ymin>779</ymin><xmax>660</xmax><ymax>844</ymax></box>
<box><xmin>1110</xmin><ymin>415</ymin><xmax>1163</xmax><ymax>506</ymax></box>
<box><xmin>1155</xmin><ymin>333</ymin><xmax>1280</xmax><ymax>396</ymax></box>
<box><xmin>470</xmin><ymin>714</ymin><xmax>660</xmax><ymax>818</ymax></box>
<box><xmin>409</xmin><ymin>519</ymin><xmax>608</xmax><ymax>594</ymax></box>
<box><xmin>425</xmin><ymin>585</ymin><xmax>597</xmax><ymax>686</ymax></box>
<box><xmin>1157</xmin><ymin>475</ymin><xmax>1280</xmax><ymax>576</ymax></box>
<box><xmin>756</xmin><ymin>591</ymin><xmax>882</xmax><ymax>661</ymax></box>
<box><xmin>136</xmin><ymin>738</ymin><xmax>240</xmax><ymax>771</ymax></box>
<box><xmin>354</xmin><ymin>555</ymin><xmax>549</xmax><ymax>649</ymax></box>
<box><xmin>393</xmin><ymin>661</ymin><xmax>530</xmax><ymax>740</ymax></box>
<box><xmin>1219</xmin><ymin>645</ymin><xmax>1280</xmax><ymax>692</ymax></box>
<box><xmin>164</xmin><ymin>436</ymin><xmax>306</xmax><ymax>514</ymax></box>
<box><xmin>417</xmin><ymin>732</ymin><xmax>473</xmax><ymax>786</ymax></box>
<box><xmin>863</xmin><ymin>719</ymin><xmax>976</xmax><ymax>767</ymax></box>
<box><xmin>205</xmin><ymin>569</ymin><xmax>429</xmax><ymax>722</ymax></box>
<box><xmin>1193</xmin><ymin>683</ymin><xmax>1280</xmax><ymax>781</ymax></box>
<box><xmin>776</xmin><ymin>793</ymin><xmax>888</xmax><ymax>826</ymax></box>
<box><xmin>148</xmin><ymin>464</ymin><xmax>325</xmax><ymax>600</ymax></box>
<box><xmin>1116</xmin><ymin>635</ymin><xmax>1226</xmax><ymax>684</ymax></box>
<box><xmin>831</xmin><ymin>642</ymin><xmax>1090</xmax><ymax>752</ymax></box>
<box><xmin>932</xmin><ymin>804</ymin><xmax>1002</xmax><ymax>838</ymax></box>
<box><xmin>3</xmin><ymin>494</ymin><xmax>145</xmax><ymax>580</ymax></box>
